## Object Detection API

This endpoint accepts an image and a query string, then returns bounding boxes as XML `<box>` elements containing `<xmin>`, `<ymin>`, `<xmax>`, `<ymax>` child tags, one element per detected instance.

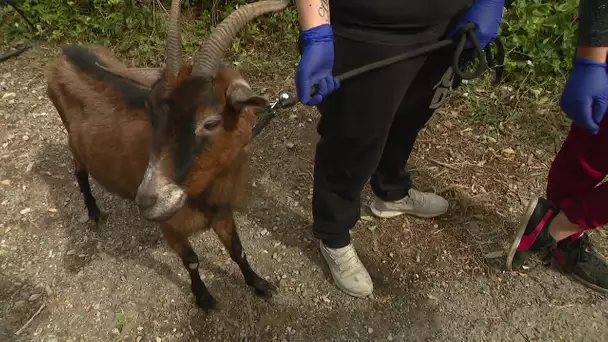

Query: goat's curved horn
<box><xmin>190</xmin><ymin>0</ymin><xmax>289</xmax><ymax>77</ymax></box>
<box><xmin>166</xmin><ymin>0</ymin><xmax>183</xmax><ymax>77</ymax></box>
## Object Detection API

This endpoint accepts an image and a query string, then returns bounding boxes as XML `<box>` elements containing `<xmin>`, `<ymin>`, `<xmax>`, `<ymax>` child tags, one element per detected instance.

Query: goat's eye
<box><xmin>196</xmin><ymin>115</ymin><xmax>223</xmax><ymax>136</ymax></box>
<box><xmin>203</xmin><ymin>119</ymin><xmax>221</xmax><ymax>131</ymax></box>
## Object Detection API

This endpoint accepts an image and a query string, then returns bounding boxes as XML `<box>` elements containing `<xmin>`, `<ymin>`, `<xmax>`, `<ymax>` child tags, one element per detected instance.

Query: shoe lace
<box><xmin>330</xmin><ymin>247</ymin><xmax>360</xmax><ymax>272</ymax></box>
<box><xmin>407</xmin><ymin>189</ymin><xmax>426</xmax><ymax>207</ymax></box>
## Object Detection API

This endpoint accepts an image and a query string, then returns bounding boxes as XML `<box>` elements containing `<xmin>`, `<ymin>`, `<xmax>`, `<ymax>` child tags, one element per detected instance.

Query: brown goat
<box><xmin>44</xmin><ymin>0</ymin><xmax>290</xmax><ymax>311</ymax></box>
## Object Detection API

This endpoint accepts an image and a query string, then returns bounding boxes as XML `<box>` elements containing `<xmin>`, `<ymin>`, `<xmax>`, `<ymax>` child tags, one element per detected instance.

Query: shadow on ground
<box><xmin>34</xmin><ymin>140</ymin><xmax>445</xmax><ymax>341</ymax></box>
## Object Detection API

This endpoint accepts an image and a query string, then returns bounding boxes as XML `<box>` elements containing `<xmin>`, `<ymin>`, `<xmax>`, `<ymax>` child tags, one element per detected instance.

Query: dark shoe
<box><xmin>506</xmin><ymin>197</ymin><xmax>559</xmax><ymax>270</ymax></box>
<box><xmin>550</xmin><ymin>233</ymin><xmax>608</xmax><ymax>293</ymax></box>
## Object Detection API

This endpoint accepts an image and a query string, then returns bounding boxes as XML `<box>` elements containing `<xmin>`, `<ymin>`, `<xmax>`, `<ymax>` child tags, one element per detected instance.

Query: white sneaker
<box><xmin>319</xmin><ymin>240</ymin><xmax>373</xmax><ymax>298</ymax></box>
<box><xmin>370</xmin><ymin>188</ymin><xmax>449</xmax><ymax>219</ymax></box>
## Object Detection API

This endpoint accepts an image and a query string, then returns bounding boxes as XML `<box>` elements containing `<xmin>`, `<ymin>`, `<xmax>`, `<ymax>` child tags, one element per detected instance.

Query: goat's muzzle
<box><xmin>135</xmin><ymin>162</ymin><xmax>187</xmax><ymax>221</ymax></box>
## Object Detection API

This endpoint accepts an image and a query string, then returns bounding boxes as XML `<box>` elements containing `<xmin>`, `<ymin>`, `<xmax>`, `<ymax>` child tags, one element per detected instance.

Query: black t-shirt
<box><xmin>329</xmin><ymin>0</ymin><xmax>476</xmax><ymax>46</ymax></box>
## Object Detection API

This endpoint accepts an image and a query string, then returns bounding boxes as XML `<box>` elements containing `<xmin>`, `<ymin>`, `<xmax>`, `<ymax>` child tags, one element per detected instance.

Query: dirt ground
<box><xmin>1</xmin><ymin>44</ymin><xmax>608</xmax><ymax>342</ymax></box>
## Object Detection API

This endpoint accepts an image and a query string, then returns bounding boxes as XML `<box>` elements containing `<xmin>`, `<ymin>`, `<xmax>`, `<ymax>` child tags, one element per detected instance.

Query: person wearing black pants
<box><xmin>294</xmin><ymin>0</ymin><xmax>505</xmax><ymax>297</ymax></box>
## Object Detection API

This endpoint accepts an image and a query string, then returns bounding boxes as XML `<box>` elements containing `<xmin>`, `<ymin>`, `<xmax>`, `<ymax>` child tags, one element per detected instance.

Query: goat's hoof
<box><xmin>252</xmin><ymin>277</ymin><xmax>276</xmax><ymax>298</ymax></box>
<box><xmin>195</xmin><ymin>293</ymin><xmax>217</xmax><ymax>313</ymax></box>
<box><xmin>92</xmin><ymin>211</ymin><xmax>108</xmax><ymax>227</ymax></box>
<box><xmin>80</xmin><ymin>210</ymin><xmax>108</xmax><ymax>228</ymax></box>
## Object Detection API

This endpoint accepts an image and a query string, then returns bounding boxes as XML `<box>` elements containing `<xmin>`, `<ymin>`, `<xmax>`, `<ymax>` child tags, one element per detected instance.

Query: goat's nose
<box><xmin>136</xmin><ymin>192</ymin><xmax>158</xmax><ymax>209</ymax></box>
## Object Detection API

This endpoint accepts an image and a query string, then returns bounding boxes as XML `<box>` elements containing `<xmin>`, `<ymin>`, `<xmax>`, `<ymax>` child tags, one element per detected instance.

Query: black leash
<box><xmin>0</xmin><ymin>0</ymin><xmax>37</xmax><ymax>63</ymax></box>
<box><xmin>0</xmin><ymin>44</ymin><xmax>32</xmax><ymax>63</ymax></box>
<box><xmin>252</xmin><ymin>23</ymin><xmax>505</xmax><ymax>138</ymax></box>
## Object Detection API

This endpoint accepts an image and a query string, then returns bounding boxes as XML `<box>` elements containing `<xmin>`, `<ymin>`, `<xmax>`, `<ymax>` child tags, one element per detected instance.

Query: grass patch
<box><xmin>1</xmin><ymin>0</ymin><xmax>301</xmax><ymax>69</ymax></box>
<box><xmin>445</xmin><ymin>72</ymin><xmax>571</xmax><ymax>151</ymax></box>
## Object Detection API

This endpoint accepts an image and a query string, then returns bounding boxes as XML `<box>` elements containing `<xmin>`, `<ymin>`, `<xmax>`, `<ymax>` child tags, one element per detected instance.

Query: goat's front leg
<box><xmin>212</xmin><ymin>212</ymin><xmax>275</xmax><ymax>298</ymax></box>
<box><xmin>161</xmin><ymin>224</ymin><xmax>217</xmax><ymax>311</ymax></box>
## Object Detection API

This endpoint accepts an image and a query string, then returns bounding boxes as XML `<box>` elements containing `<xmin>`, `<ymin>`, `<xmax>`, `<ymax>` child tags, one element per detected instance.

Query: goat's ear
<box><xmin>226</xmin><ymin>79</ymin><xmax>269</xmax><ymax>113</ymax></box>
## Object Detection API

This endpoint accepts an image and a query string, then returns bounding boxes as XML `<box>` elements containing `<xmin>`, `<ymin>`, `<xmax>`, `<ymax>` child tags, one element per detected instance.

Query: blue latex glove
<box><xmin>295</xmin><ymin>24</ymin><xmax>340</xmax><ymax>106</ymax></box>
<box><xmin>560</xmin><ymin>57</ymin><xmax>608</xmax><ymax>134</ymax></box>
<box><xmin>449</xmin><ymin>0</ymin><xmax>505</xmax><ymax>49</ymax></box>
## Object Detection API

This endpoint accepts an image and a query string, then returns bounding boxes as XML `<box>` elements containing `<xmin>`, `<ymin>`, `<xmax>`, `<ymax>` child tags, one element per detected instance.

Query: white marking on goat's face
<box><xmin>135</xmin><ymin>157</ymin><xmax>187</xmax><ymax>221</ymax></box>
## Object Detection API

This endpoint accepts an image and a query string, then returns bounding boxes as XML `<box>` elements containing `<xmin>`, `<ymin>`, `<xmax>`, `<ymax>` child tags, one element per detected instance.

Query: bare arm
<box><xmin>295</xmin><ymin>0</ymin><xmax>330</xmax><ymax>30</ymax></box>
<box><xmin>577</xmin><ymin>46</ymin><xmax>608</xmax><ymax>63</ymax></box>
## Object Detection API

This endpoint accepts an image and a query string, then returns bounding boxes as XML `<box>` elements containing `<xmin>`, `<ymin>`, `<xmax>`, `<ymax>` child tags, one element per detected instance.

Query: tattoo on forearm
<box><xmin>318</xmin><ymin>0</ymin><xmax>329</xmax><ymax>20</ymax></box>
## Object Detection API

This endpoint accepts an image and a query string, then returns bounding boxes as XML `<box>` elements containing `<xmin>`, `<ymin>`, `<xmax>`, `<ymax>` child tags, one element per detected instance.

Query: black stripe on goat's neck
<box><xmin>61</xmin><ymin>44</ymin><xmax>150</xmax><ymax>109</ymax></box>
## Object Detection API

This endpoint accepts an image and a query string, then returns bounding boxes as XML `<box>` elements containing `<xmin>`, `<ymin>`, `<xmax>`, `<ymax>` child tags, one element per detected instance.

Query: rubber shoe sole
<box><xmin>369</xmin><ymin>201</ymin><xmax>448</xmax><ymax>219</ymax></box>
<box><xmin>506</xmin><ymin>197</ymin><xmax>539</xmax><ymax>271</ymax></box>
<box><xmin>548</xmin><ymin>256</ymin><xmax>608</xmax><ymax>294</ymax></box>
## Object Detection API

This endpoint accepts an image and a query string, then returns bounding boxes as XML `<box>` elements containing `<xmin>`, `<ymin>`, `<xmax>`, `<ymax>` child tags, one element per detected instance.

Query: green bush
<box><xmin>1</xmin><ymin>0</ymin><xmax>580</xmax><ymax>83</ymax></box>
<box><xmin>501</xmin><ymin>0</ymin><xmax>579</xmax><ymax>84</ymax></box>
<box><xmin>0</xmin><ymin>0</ymin><xmax>298</xmax><ymax>65</ymax></box>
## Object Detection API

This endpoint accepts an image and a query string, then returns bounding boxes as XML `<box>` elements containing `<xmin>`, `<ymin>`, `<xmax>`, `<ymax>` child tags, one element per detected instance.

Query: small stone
<box><xmin>387</xmin><ymin>333</ymin><xmax>394</xmax><ymax>341</ymax></box>
<box><xmin>137</xmin><ymin>327</ymin><xmax>144</xmax><ymax>331</ymax></box>
<box><xmin>0</xmin><ymin>179</ymin><xmax>10</xmax><ymax>185</ymax></box>
<box><xmin>48</xmin><ymin>208</ymin><xmax>57</xmax><ymax>213</ymax></box>
<box><xmin>28</xmin><ymin>293</ymin><xmax>41</xmax><ymax>301</ymax></box>
<box><xmin>2</xmin><ymin>92</ymin><xmax>16</xmax><ymax>99</ymax></box>
<box><xmin>78</xmin><ymin>213</ymin><xmax>90</xmax><ymax>224</ymax></box>
<box><xmin>272</xmin><ymin>253</ymin><xmax>278</xmax><ymax>260</ymax></box>
<box><xmin>285</xmin><ymin>142</ymin><xmax>295</xmax><ymax>149</ymax></box>
<box><xmin>367</xmin><ymin>327</ymin><xmax>374</xmax><ymax>334</ymax></box>
<box><xmin>502</xmin><ymin>148</ymin><xmax>515</xmax><ymax>154</ymax></box>
<box><xmin>20</xmin><ymin>208</ymin><xmax>31</xmax><ymax>215</ymax></box>
<box><xmin>156</xmin><ymin>338</ymin><xmax>162</xmax><ymax>342</ymax></box>
<box><xmin>111</xmin><ymin>328</ymin><xmax>120</xmax><ymax>335</ymax></box>
<box><xmin>22</xmin><ymin>135</ymin><xmax>29</xmax><ymax>141</ymax></box>
<box><xmin>136</xmin><ymin>337</ymin><xmax>143</xmax><ymax>342</ymax></box>
<box><xmin>260</xmin><ymin>229</ymin><xmax>268</xmax><ymax>236</ymax></box>
<box><xmin>14</xmin><ymin>300</ymin><xmax>26</xmax><ymax>308</ymax></box>
<box><xmin>66</xmin><ymin>249</ymin><xmax>76</xmax><ymax>256</ymax></box>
